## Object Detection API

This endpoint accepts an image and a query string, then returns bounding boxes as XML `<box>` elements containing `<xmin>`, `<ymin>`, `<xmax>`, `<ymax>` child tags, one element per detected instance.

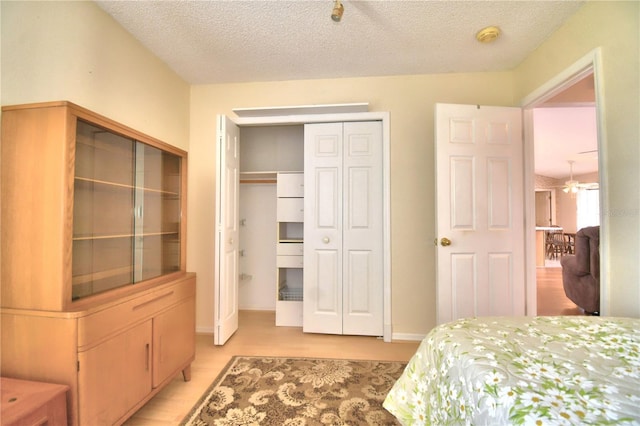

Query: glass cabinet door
<box><xmin>73</xmin><ymin>120</ymin><xmax>136</xmax><ymax>300</ymax></box>
<box><xmin>72</xmin><ymin>120</ymin><xmax>182</xmax><ymax>301</ymax></box>
<box><xmin>133</xmin><ymin>143</ymin><xmax>182</xmax><ymax>282</ymax></box>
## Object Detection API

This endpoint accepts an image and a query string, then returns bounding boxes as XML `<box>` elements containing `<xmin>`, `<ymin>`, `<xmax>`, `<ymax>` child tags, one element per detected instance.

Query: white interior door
<box><xmin>436</xmin><ymin>104</ymin><xmax>525</xmax><ymax>325</ymax></box>
<box><xmin>304</xmin><ymin>122</ymin><xmax>343</xmax><ymax>334</ymax></box>
<box><xmin>342</xmin><ymin>121</ymin><xmax>383</xmax><ymax>336</ymax></box>
<box><xmin>304</xmin><ymin>121</ymin><xmax>383</xmax><ymax>336</ymax></box>
<box><xmin>214</xmin><ymin>115</ymin><xmax>240</xmax><ymax>345</ymax></box>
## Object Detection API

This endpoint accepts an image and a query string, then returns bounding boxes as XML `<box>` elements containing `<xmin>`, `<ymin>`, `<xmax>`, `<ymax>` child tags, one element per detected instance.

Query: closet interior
<box><xmin>237</xmin><ymin>124</ymin><xmax>304</xmax><ymax>326</ymax></box>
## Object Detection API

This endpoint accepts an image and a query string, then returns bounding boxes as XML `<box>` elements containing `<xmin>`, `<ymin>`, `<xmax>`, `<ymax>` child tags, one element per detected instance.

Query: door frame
<box><xmin>534</xmin><ymin>189</ymin><xmax>556</xmax><ymax>227</ymax></box>
<box><xmin>230</xmin><ymin>110</ymin><xmax>392</xmax><ymax>342</ymax></box>
<box><xmin>521</xmin><ymin>48</ymin><xmax>607</xmax><ymax>316</ymax></box>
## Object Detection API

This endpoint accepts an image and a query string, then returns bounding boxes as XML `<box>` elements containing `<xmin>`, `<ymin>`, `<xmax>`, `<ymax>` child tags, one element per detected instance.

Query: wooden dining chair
<box><xmin>546</xmin><ymin>230</ymin><xmax>566</xmax><ymax>259</ymax></box>
<box><xmin>563</xmin><ymin>233</ymin><xmax>576</xmax><ymax>255</ymax></box>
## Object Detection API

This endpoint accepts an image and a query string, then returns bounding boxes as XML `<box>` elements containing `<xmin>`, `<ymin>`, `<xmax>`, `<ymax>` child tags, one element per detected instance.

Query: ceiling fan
<box><xmin>562</xmin><ymin>160</ymin><xmax>599</xmax><ymax>193</ymax></box>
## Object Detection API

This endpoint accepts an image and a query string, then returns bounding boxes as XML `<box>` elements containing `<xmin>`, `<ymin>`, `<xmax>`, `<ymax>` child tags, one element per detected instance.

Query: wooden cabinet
<box><xmin>1</xmin><ymin>101</ymin><xmax>195</xmax><ymax>425</ymax></box>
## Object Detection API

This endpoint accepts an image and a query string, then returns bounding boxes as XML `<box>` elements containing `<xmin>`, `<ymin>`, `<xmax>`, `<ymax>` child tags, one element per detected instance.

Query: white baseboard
<box><xmin>196</xmin><ymin>326</ymin><xmax>215</xmax><ymax>335</ymax></box>
<box><xmin>392</xmin><ymin>332</ymin><xmax>426</xmax><ymax>342</ymax></box>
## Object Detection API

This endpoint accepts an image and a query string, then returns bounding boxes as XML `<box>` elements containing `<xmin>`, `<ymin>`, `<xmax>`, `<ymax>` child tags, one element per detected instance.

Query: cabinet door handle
<box><xmin>133</xmin><ymin>291</ymin><xmax>174</xmax><ymax>310</ymax></box>
<box><xmin>323</xmin><ymin>237</ymin><xmax>330</xmax><ymax>244</ymax></box>
<box><xmin>145</xmin><ymin>343</ymin><xmax>150</xmax><ymax>371</ymax></box>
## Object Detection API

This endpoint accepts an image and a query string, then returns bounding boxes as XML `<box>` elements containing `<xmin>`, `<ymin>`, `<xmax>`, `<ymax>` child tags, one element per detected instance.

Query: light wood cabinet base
<box><xmin>1</xmin><ymin>273</ymin><xmax>196</xmax><ymax>426</ymax></box>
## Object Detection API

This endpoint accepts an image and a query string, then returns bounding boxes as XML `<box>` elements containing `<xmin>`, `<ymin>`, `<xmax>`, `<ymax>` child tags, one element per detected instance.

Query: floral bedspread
<box><xmin>383</xmin><ymin>316</ymin><xmax>640</xmax><ymax>425</ymax></box>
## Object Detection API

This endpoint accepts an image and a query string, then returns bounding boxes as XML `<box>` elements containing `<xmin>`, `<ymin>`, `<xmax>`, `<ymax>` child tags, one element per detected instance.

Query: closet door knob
<box><xmin>229</xmin><ymin>238</ymin><xmax>234</xmax><ymax>245</ymax></box>
<box><xmin>322</xmin><ymin>237</ymin><xmax>330</xmax><ymax>244</ymax></box>
<box><xmin>440</xmin><ymin>237</ymin><xmax>452</xmax><ymax>247</ymax></box>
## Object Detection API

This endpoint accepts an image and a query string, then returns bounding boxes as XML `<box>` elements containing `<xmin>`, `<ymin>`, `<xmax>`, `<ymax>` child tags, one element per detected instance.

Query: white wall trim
<box><xmin>197</xmin><ymin>327</ymin><xmax>215</xmax><ymax>335</ymax></box>
<box><xmin>392</xmin><ymin>333</ymin><xmax>426</xmax><ymax>342</ymax></box>
<box><xmin>233</xmin><ymin>103</ymin><xmax>369</xmax><ymax>117</ymax></box>
<box><xmin>520</xmin><ymin>49</ymin><xmax>602</xmax><ymax>108</ymax></box>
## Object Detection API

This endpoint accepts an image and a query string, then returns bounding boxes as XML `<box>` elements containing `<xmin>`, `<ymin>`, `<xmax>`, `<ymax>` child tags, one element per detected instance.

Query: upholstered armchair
<box><xmin>561</xmin><ymin>226</ymin><xmax>600</xmax><ymax>314</ymax></box>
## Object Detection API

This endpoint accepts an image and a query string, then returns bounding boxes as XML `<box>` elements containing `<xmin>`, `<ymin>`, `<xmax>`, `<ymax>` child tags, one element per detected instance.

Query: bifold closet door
<box><xmin>303</xmin><ymin>121</ymin><xmax>383</xmax><ymax>336</ymax></box>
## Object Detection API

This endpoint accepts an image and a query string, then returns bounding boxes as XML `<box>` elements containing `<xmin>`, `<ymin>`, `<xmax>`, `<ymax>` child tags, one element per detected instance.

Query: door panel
<box><xmin>316</xmin><ymin>168</ymin><xmax>340</xmax><ymax>228</ymax></box>
<box><xmin>451</xmin><ymin>253</ymin><xmax>476</xmax><ymax>319</ymax></box>
<box><xmin>345</xmin><ymin>250</ymin><xmax>371</xmax><ymax>313</ymax></box>
<box><xmin>488</xmin><ymin>158</ymin><xmax>512</xmax><ymax>228</ymax></box>
<box><xmin>214</xmin><ymin>115</ymin><xmax>240</xmax><ymax>345</ymax></box>
<box><xmin>451</xmin><ymin>156</ymin><xmax>475</xmax><ymax>229</ymax></box>
<box><xmin>487</xmin><ymin>253</ymin><xmax>513</xmax><ymax>316</ymax></box>
<box><xmin>436</xmin><ymin>104</ymin><xmax>525</xmax><ymax>325</ymax></box>
<box><xmin>315</xmin><ymin>250</ymin><xmax>340</xmax><ymax>313</ymax></box>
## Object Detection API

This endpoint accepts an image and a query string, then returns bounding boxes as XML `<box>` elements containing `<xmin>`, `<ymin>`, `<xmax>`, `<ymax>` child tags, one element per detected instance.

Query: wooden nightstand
<box><xmin>1</xmin><ymin>377</ymin><xmax>69</xmax><ymax>426</ymax></box>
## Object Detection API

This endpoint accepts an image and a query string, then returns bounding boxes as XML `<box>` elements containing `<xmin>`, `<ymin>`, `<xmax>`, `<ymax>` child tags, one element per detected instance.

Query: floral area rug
<box><xmin>181</xmin><ymin>356</ymin><xmax>406</xmax><ymax>425</ymax></box>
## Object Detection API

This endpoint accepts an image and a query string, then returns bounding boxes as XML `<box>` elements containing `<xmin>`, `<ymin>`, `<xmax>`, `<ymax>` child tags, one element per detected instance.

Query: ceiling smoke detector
<box><xmin>476</xmin><ymin>26</ymin><xmax>501</xmax><ymax>43</ymax></box>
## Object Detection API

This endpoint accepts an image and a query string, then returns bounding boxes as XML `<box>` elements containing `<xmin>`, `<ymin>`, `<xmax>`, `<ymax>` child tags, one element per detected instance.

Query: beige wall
<box><xmin>3</xmin><ymin>1</ymin><xmax>638</xmax><ymax>337</ymax></box>
<box><xmin>514</xmin><ymin>1</ymin><xmax>639</xmax><ymax>317</ymax></box>
<box><xmin>0</xmin><ymin>1</ymin><xmax>190</xmax><ymax>150</ymax></box>
<box><xmin>188</xmin><ymin>74</ymin><xmax>516</xmax><ymax>334</ymax></box>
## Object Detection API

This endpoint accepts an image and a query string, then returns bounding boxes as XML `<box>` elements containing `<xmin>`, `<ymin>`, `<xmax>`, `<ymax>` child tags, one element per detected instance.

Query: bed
<box><xmin>383</xmin><ymin>316</ymin><xmax>640</xmax><ymax>425</ymax></box>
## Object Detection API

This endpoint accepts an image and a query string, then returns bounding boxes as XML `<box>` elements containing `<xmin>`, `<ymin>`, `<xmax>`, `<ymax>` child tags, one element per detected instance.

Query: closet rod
<box><xmin>240</xmin><ymin>179</ymin><xmax>277</xmax><ymax>184</ymax></box>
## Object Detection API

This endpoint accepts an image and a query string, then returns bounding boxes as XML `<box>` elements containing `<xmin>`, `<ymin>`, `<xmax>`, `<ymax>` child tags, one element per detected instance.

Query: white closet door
<box><xmin>214</xmin><ymin>115</ymin><xmax>240</xmax><ymax>345</ymax></box>
<box><xmin>342</xmin><ymin>121</ymin><xmax>383</xmax><ymax>336</ymax></box>
<box><xmin>303</xmin><ymin>123</ymin><xmax>343</xmax><ymax>334</ymax></box>
<box><xmin>303</xmin><ymin>121</ymin><xmax>383</xmax><ymax>336</ymax></box>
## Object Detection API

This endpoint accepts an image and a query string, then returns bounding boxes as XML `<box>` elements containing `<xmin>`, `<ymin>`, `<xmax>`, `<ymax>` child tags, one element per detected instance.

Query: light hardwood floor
<box><xmin>126</xmin><ymin>270</ymin><xmax>581</xmax><ymax>425</ymax></box>
<box><xmin>536</xmin><ymin>266</ymin><xmax>584</xmax><ymax>316</ymax></box>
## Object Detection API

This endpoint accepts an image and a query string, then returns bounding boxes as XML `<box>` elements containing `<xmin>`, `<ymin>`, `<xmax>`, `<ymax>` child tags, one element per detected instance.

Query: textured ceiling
<box><xmin>95</xmin><ymin>0</ymin><xmax>585</xmax><ymax>85</ymax></box>
<box><xmin>94</xmin><ymin>0</ymin><xmax>595</xmax><ymax>179</ymax></box>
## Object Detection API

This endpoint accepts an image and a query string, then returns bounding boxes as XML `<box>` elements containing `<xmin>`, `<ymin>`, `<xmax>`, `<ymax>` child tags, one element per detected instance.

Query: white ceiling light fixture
<box><xmin>331</xmin><ymin>0</ymin><xmax>344</xmax><ymax>22</ymax></box>
<box><xmin>563</xmin><ymin>160</ymin><xmax>599</xmax><ymax>195</ymax></box>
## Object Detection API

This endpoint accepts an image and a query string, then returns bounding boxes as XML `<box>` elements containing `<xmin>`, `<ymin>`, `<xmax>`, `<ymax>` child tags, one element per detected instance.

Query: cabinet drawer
<box><xmin>78</xmin><ymin>275</ymin><xmax>196</xmax><ymax>349</ymax></box>
<box><xmin>277</xmin><ymin>173</ymin><xmax>304</xmax><ymax>197</ymax></box>
<box><xmin>277</xmin><ymin>255</ymin><xmax>303</xmax><ymax>268</ymax></box>
<box><xmin>277</xmin><ymin>198</ymin><xmax>304</xmax><ymax>222</ymax></box>
<box><xmin>277</xmin><ymin>242</ymin><xmax>303</xmax><ymax>256</ymax></box>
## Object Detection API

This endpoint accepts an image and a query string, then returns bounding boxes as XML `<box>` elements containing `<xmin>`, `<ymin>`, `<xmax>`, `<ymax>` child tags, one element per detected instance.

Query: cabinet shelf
<box><xmin>75</xmin><ymin>176</ymin><xmax>180</xmax><ymax>197</ymax></box>
<box><xmin>73</xmin><ymin>231</ymin><xmax>179</xmax><ymax>241</ymax></box>
<box><xmin>72</xmin><ymin>265</ymin><xmax>132</xmax><ymax>286</ymax></box>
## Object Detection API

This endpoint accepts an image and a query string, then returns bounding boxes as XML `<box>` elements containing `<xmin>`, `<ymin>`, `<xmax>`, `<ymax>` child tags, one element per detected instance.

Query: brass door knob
<box><xmin>440</xmin><ymin>237</ymin><xmax>452</xmax><ymax>247</ymax></box>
